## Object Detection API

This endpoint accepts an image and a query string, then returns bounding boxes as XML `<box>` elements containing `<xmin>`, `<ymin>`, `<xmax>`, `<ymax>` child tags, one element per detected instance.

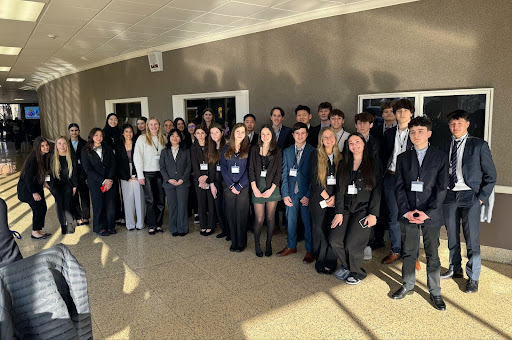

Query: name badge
<box><xmin>348</xmin><ymin>184</ymin><xmax>358</xmax><ymax>195</ymax></box>
<box><xmin>319</xmin><ymin>200</ymin><xmax>328</xmax><ymax>209</ymax></box>
<box><xmin>260</xmin><ymin>170</ymin><xmax>267</xmax><ymax>177</ymax></box>
<box><xmin>411</xmin><ymin>181</ymin><xmax>424</xmax><ymax>192</ymax></box>
<box><xmin>327</xmin><ymin>175</ymin><xmax>336</xmax><ymax>186</ymax></box>
<box><xmin>231</xmin><ymin>166</ymin><xmax>240</xmax><ymax>174</ymax></box>
<box><xmin>154</xmin><ymin>155</ymin><xmax>160</xmax><ymax>160</ymax></box>
<box><xmin>200</xmin><ymin>163</ymin><xmax>208</xmax><ymax>171</ymax></box>
<box><xmin>216</xmin><ymin>165</ymin><xmax>221</xmax><ymax>172</ymax></box>
<box><xmin>289</xmin><ymin>168</ymin><xmax>297</xmax><ymax>177</ymax></box>
<box><xmin>45</xmin><ymin>175</ymin><xmax>50</xmax><ymax>182</ymax></box>
<box><xmin>77</xmin><ymin>159</ymin><xmax>81</xmax><ymax>164</ymax></box>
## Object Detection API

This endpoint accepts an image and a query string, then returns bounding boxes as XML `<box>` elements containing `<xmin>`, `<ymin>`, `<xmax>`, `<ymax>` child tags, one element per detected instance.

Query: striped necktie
<box><xmin>448</xmin><ymin>140</ymin><xmax>459</xmax><ymax>189</ymax></box>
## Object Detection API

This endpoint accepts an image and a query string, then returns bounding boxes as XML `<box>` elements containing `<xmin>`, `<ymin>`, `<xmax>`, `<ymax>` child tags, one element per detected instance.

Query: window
<box><xmin>105</xmin><ymin>97</ymin><xmax>149</xmax><ymax>126</ymax></box>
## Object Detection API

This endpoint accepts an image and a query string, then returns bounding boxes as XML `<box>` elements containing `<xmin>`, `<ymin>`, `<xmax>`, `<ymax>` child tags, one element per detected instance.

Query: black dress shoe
<box><xmin>265</xmin><ymin>249</ymin><xmax>272</xmax><ymax>257</ymax></box>
<box><xmin>216</xmin><ymin>232</ymin><xmax>227</xmax><ymax>238</ymax></box>
<box><xmin>440</xmin><ymin>269</ymin><xmax>463</xmax><ymax>279</ymax></box>
<box><xmin>465</xmin><ymin>279</ymin><xmax>479</xmax><ymax>293</ymax></box>
<box><xmin>256</xmin><ymin>251</ymin><xmax>263</xmax><ymax>257</ymax></box>
<box><xmin>178</xmin><ymin>233</ymin><xmax>186</xmax><ymax>237</ymax></box>
<box><xmin>391</xmin><ymin>287</ymin><xmax>414</xmax><ymax>299</ymax></box>
<box><xmin>156</xmin><ymin>227</ymin><xmax>163</xmax><ymax>233</ymax></box>
<box><xmin>149</xmin><ymin>229</ymin><xmax>156</xmax><ymax>235</ymax></box>
<box><xmin>98</xmin><ymin>230</ymin><xmax>110</xmax><ymax>236</ymax></box>
<box><xmin>200</xmin><ymin>230</ymin><xmax>206</xmax><ymax>236</ymax></box>
<box><xmin>430</xmin><ymin>294</ymin><xmax>446</xmax><ymax>310</ymax></box>
<box><xmin>229</xmin><ymin>246</ymin><xmax>236</xmax><ymax>252</ymax></box>
<box><xmin>172</xmin><ymin>232</ymin><xmax>179</xmax><ymax>237</ymax></box>
<box><xmin>108</xmin><ymin>228</ymin><xmax>116</xmax><ymax>234</ymax></box>
<box><xmin>226</xmin><ymin>236</ymin><xmax>231</xmax><ymax>241</ymax></box>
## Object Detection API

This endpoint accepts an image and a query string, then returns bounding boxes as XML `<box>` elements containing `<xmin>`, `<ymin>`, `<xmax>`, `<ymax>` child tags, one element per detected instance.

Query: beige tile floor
<box><xmin>1</xmin><ymin>145</ymin><xmax>512</xmax><ymax>339</ymax></box>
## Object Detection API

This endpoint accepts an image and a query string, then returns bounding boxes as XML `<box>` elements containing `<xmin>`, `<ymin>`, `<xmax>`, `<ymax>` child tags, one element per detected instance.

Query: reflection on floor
<box><xmin>1</xmin><ymin>145</ymin><xmax>512</xmax><ymax>339</ymax></box>
<box><xmin>0</xmin><ymin>141</ymin><xmax>32</xmax><ymax>176</ymax></box>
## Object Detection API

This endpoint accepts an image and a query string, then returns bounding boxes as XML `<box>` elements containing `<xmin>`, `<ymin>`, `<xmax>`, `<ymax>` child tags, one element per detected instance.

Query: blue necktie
<box><xmin>448</xmin><ymin>140</ymin><xmax>459</xmax><ymax>189</ymax></box>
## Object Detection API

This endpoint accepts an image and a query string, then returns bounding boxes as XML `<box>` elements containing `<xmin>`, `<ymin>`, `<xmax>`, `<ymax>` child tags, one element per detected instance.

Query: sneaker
<box><xmin>363</xmin><ymin>246</ymin><xmax>372</xmax><ymax>261</ymax></box>
<box><xmin>345</xmin><ymin>276</ymin><xmax>361</xmax><ymax>285</ymax></box>
<box><xmin>335</xmin><ymin>266</ymin><xmax>350</xmax><ymax>281</ymax></box>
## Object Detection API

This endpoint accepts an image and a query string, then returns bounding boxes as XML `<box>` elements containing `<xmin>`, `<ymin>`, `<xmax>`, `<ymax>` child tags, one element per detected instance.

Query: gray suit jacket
<box><xmin>159</xmin><ymin>147</ymin><xmax>191</xmax><ymax>189</ymax></box>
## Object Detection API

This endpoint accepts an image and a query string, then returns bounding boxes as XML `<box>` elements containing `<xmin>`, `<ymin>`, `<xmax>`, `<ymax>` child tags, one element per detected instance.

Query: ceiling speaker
<box><xmin>148</xmin><ymin>52</ymin><xmax>163</xmax><ymax>72</ymax></box>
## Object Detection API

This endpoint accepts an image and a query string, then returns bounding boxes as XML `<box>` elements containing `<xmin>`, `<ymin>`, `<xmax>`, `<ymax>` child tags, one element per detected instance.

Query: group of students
<box><xmin>16</xmin><ymin>99</ymin><xmax>496</xmax><ymax>311</ymax></box>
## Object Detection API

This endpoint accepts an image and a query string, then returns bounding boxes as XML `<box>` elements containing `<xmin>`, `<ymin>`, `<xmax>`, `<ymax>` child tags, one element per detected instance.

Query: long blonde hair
<box><xmin>144</xmin><ymin>117</ymin><xmax>166</xmax><ymax>146</ymax></box>
<box><xmin>317</xmin><ymin>127</ymin><xmax>342</xmax><ymax>189</ymax></box>
<box><xmin>52</xmin><ymin>136</ymin><xmax>73</xmax><ymax>179</ymax></box>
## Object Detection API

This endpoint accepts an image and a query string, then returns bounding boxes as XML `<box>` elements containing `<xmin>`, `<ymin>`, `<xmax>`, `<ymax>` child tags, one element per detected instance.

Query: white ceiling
<box><xmin>0</xmin><ymin>0</ymin><xmax>418</xmax><ymax>91</ymax></box>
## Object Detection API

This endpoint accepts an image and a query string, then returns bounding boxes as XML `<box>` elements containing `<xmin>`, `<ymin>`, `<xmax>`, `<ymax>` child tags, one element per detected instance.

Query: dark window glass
<box><xmin>115</xmin><ymin>102</ymin><xmax>142</xmax><ymax>127</ymax></box>
<box><xmin>362</xmin><ymin>97</ymin><xmax>415</xmax><ymax>125</ymax></box>
<box><xmin>185</xmin><ymin>97</ymin><xmax>236</xmax><ymax>128</ymax></box>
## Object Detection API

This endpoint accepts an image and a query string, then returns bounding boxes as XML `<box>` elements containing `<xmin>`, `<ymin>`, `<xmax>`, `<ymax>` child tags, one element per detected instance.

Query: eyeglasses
<box><xmin>188</xmin><ymin>125</ymin><xmax>196</xmax><ymax>128</ymax></box>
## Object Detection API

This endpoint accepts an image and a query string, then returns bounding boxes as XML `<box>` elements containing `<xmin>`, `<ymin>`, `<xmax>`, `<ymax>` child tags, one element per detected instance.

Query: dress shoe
<box><xmin>216</xmin><ymin>232</ymin><xmax>227</xmax><ymax>238</ymax></box>
<box><xmin>440</xmin><ymin>268</ymin><xmax>463</xmax><ymax>279</ymax></box>
<box><xmin>465</xmin><ymin>279</ymin><xmax>479</xmax><ymax>293</ymax></box>
<box><xmin>108</xmin><ymin>228</ymin><xmax>117</xmax><ymax>234</ymax></box>
<box><xmin>31</xmin><ymin>234</ymin><xmax>47</xmax><ymax>240</ymax></box>
<box><xmin>98</xmin><ymin>230</ymin><xmax>110</xmax><ymax>236</ymax></box>
<box><xmin>200</xmin><ymin>230</ymin><xmax>206</xmax><ymax>236</ymax></box>
<box><xmin>277</xmin><ymin>247</ymin><xmax>297</xmax><ymax>257</ymax></box>
<box><xmin>236</xmin><ymin>247</ymin><xmax>245</xmax><ymax>253</ymax></box>
<box><xmin>178</xmin><ymin>233</ymin><xmax>186</xmax><ymax>237</ymax></box>
<box><xmin>229</xmin><ymin>246</ymin><xmax>236</xmax><ymax>252</ymax></box>
<box><xmin>255</xmin><ymin>250</ymin><xmax>263</xmax><ymax>257</ymax></box>
<box><xmin>148</xmin><ymin>229</ymin><xmax>156</xmax><ymax>235</ymax></box>
<box><xmin>226</xmin><ymin>236</ymin><xmax>231</xmax><ymax>241</ymax></box>
<box><xmin>430</xmin><ymin>294</ymin><xmax>446</xmax><ymax>310</ymax></box>
<box><xmin>205</xmin><ymin>229</ymin><xmax>214</xmax><ymax>236</ymax></box>
<box><xmin>382</xmin><ymin>252</ymin><xmax>401</xmax><ymax>264</ymax></box>
<box><xmin>391</xmin><ymin>287</ymin><xmax>414</xmax><ymax>299</ymax></box>
<box><xmin>415</xmin><ymin>259</ymin><xmax>421</xmax><ymax>271</ymax></box>
<box><xmin>156</xmin><ymin>227</ymin><xmax>163</xmax><ymax>233</ymax></box>
<box><xmin>265</xmin><ymin>248</ymin><xmax>272</xmax><ymax>257</ymax></box>
<box><xmin>303</xmin><ymin>252</ymin><xmax>315</xmax><ymax>264</ymax></box>
<box><xmin>172</xmin><ymin>232</ymin><xmax>179</xmax><ymax>237</ymax></box>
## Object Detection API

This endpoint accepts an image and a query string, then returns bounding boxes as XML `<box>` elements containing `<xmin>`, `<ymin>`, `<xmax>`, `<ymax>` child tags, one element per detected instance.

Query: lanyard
<box><xmin>397</xmin><ymin>128</ymin><xmax>409</xmax><ymax>152</ymax></box>
<box><xmin>337</xmin><ymin>130</ymin><xmax>346</xmax><ymax>145</ymax></box>
<box><xmin>152</xmin><ymin>140</ymin><xmax>159</xmax><ymax>152</ymax></box>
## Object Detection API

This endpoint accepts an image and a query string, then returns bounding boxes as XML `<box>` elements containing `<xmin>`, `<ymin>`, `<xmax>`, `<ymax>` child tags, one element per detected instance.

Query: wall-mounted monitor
<box><xmin>24</xmin><ymin>106</ymin><xmax>40</xmax><ymax>119</ymax></box>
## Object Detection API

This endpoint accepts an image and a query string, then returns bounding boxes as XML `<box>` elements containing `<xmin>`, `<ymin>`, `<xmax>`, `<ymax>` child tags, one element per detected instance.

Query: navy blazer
<box><xmin>159</xmin><ymin>147</ymin><xmax>191</xmax><ymax>189</ymax></box>
<box><xmin>220</xmin><ymin>144</ymin><xmax>249</xmax><ymax>191</ymax></box>
<box><xmin>281</xmin><ymin>143</ymin><xmax>315</xmax><ymax>199</ymax></box>
<box><xmin>440</xmin><ymin>136</ymin><xmax>496</xmax><ymax>205</ymax></box>
<box><xmin>276</xmin><ymin>125</ymin><xmax>294</xmax><ymax>149</ymax></box>
<box><xmin>395</xmin><ymin>147</ymin><xmax>448</xmax><ymax>227</ymax></box>
<box><xmin>81</xmin><ymin>145</ymin><xmax>116</xmax><ymax>186</ymax></box>
<box><xmin>382</xmin><ymin>125</ymin><xmax>413</xmax><ymax>171</ymax></box>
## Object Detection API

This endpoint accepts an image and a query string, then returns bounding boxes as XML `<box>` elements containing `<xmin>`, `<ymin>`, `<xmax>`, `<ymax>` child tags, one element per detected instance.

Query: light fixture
<box><xmin>0</xmin><ymin>46</ymin><xmax>22</xmax><ymax>55</ymax></box>
<box><xmin>14</xmin><ymin>98</ymin><xmax>24</xmax><ymax>101</ymax></box>
<box><xmin>0</xmin><ymin>66</ymin><xmax>11</xmax><ymax>72</ymax></box>
<box><xmin>6</xmin><ymin>78</ymin><xmax>25</xmax><ymax>82</ymax></box>
<box><xmin>0</xmin><ymin>0</ymin><xmax>45</xmax><ymax>22</ymax></box>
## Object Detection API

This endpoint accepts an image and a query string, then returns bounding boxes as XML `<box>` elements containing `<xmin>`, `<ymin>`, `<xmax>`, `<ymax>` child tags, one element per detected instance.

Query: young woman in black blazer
<box><xmin>191</xmin><ymin>126</ymin><xmax>216</xmax><ymax>236</ymax></box>
<box><xmin>160</xmin><ymin>129</ymin><xmax>191</xmax><ymax>236</ymax></box>
<box><xmin>330</xmin><ymin>133</ymin><xmax>382</xmax><ymax>285</ymax></box>
<box><xmin>103</xmin><ymin>113</ymin><xmax>124</xmax><ymax>226</ymax></box>
<box><xmin>174</xmin><ymin>117</ymin><xmax>192</xmax><ymax>149</ymax></box>
<box><xmin>249</xmin><ymin>124</ymin><xmax>282</xmax><ymax>257</ymax></box>
<box><xmin>207</xmin><ymin>123</ymin><xmax>229</xmax><ymax>240</ymax></box>
<box><xmin>17</xmin><ymin>136</ymin><xmax>51</xmax><ymax>239</ymax></box>
<box><xmin>68</xmin><ymin>123</ymin><xmax>90</xmax><ymax>226</ymax></box>
<box><xmin>116</xmin><ymin>124</ymin><xmax>145</xmax><ymax>231</ymax></box>
<box><xmin>309</xmin><ymin>127</ymin><xmax>342</xmax><ymax>274</ymax></box>
<box><xmin>81</xmin><ymin>128</ymin><xmax>117</xmax><ymax>236</ymax></box>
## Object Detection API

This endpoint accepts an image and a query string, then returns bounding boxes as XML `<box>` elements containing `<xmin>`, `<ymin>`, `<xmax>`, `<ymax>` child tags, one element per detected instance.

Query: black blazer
<box><xmin>309</xmin><ymin>153</ymin><xmax>338</xmax><ymax>204</ymax></box>
<box><xmin>159</xmin><ymin>147</ymin><xmax>191</xmax><ymax>189</ymax></box>
<box><xmin>440</xmin><ymin>136</ymin><xmax>496</xmax><ymax>205</ymax></box>
<box><xmin>249</xmin><ymin>132</ymin><xmax>259</xmax><ymax>146</ymax></box>
<box><xmin>395</xmin><ymin>147</ymin><xmax>448</xmax><ymax>227</ymax></box>
<box><xmin>190</xmin><ymin>142</ymin><xmax>209</xmax><ymax>180</ymax></box>
<box><xmin>248</xmin><ymin>145</ymin><xmax>282</xmax><ymax>191</ymax></box>
<box><xmin>307</xmin><ymin>125</ymin><xmax>320</xmax><ymax>148</ymax></box>
<box><xmin>366</xmin><ymin>135</ymin><xmax>381</xmax><ymax>164</ymax></box>
<box><xmin>48</xmin><ymin>152</ymin><xmax>78</xmax><ymax>190</ymax></box>
<box><xmin>382</xmin><ymin>126</ymin><xmax>413</xmax><ymax>171</ymax></box>
<box><xmin>115</xmin><ymin>144</ymin><xmax>137</xmax><ymax>181</ymax></box>
<box><xmin>69</xmin><ymin>137</ymin><xmax>87</xmax><ymax>179</ymax></box>
<box><xmin>17</xmin><ymin>155</ymin><xmax>47</xmax><ymax>202</ymax></box>
<box><xmin>335</xmin><ymin>158</ymin><xmax>383</xmax><ymax>216</ymax></box>
<box><xmin>81</xmin><ymin>145</ymin><xmax>116</xmax><ymax>186</ymax></box>
<box><xmin>277</xmin><ymin>125</ymin><xmax>294</xmax><ymax>149</ymax></box>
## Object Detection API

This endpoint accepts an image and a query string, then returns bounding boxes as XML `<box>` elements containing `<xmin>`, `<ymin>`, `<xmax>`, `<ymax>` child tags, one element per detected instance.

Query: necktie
<box><xmin>448</xmin><ymin>140</ymin><xmax>459</xmax><ymax>189</ymax></box>
<box><xmin>294</xmin><ymin>148</ymin><xmax>302</xmax><ymax>194</ymax></box>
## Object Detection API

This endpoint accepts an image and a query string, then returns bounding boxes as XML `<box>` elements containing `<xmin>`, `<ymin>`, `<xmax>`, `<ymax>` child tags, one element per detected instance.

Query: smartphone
<box><xmin>359</xmin><ymin>216</ymin><xmax>369</xmax><ymax>228</ymax></box>
<box><xmin>100</xmin><ymin>184</ymin><xmax>107</xmax><ymax>193</ymax></box>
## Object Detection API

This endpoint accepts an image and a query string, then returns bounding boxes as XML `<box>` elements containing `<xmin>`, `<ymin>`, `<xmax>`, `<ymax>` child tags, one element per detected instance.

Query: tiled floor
<box><xmin>2</xmin><ymin>140</ymin><xmax>512</xmax><ymax>339</ymax></box>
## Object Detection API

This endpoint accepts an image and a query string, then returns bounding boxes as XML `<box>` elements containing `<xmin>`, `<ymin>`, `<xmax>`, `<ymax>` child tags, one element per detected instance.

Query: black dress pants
<box><xmin>27</xmin><ymin>195</ymin><xmax>47</xmax><ymax>232</ymax></box>
<box><xmin>51</xmin><ymin>181</ymin><xmax>75</xmax><ymax>232</ymax></box>
<box><xmin>224</xmin><ymin>186</ymin><xmax>249</xmax><ymax>250</ymax></box>
<box><xmin>89</xmin><ymin>181</ymin><xmax>115</xmax><ymax>233</ymax></box>
<box><xmin>194</xmin><ymin>181</ymin><xmax>216</xmax><ymax>229</ymax></box>
<box><xmin>309</xmin><ymin>202</ymin><xmax>338</xmax><ymax>272</ymax></box>
<box><xmin>213</xmin><ymin>178</ymin><xmax>228</xmax><ymax>234</ymax></box>
<box><xmin>330</xmin><ymin>209</ymin><xmax>370</xmax><ymax>280</ymax></box>
<box><xmin>142</xmin><ymin>172</ymin><xmax>164</xmax><ymax>229</ymax></box>
<box><xmin>71</xmin><ymin>177</ymin><xmax>90</xmax><ymax>220</ymax></box>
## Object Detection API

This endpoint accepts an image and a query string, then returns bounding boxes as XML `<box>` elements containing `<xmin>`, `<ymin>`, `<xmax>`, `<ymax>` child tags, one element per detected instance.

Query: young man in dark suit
<box><xmin>391</xmin><ymin>116</ymin><xmax>448</xmax><ymax>311</ymax></box>
<box><xmin>371</xmin><ymin>101</ymin><xmax>397</xmax><ymax>141</ymax></box>
<box><xmin>294</xmin><ymin>105</ymin><xmax>317</xmax><ymax>148</ymax></box>
<box><xmin>244</xmin><ymin>113</ymin><xmax>258</xmax><ymax>146</ymax></box>
<box><xmin>270</xmin><ymin>107</ymin><xmax>293</xmax><ymax>149</ymax></box>
<box><xmin>278</xmin><ymin>122</ymin><xmax>315</xmax><ymax>263</ymax></box>
<box><xmin>440</xmin><ymin>110</ymin><xmax>496</xmax><ymax>293</ymax></box>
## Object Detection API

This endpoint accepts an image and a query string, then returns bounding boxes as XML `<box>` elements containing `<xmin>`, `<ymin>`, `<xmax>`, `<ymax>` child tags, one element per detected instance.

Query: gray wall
<box><xmin>37</xmin><ymin>0</ymin><xmax>512</xmax><ymax>249</ymax></box>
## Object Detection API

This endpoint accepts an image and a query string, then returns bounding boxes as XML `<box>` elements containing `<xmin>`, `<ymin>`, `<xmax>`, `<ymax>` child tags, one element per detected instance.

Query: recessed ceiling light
<box><xmin>0</xmin><ymin>46</ymin><xmax>22</xmax><ymax>55</ymax></box>
<box><xmin>6</xmin><ymin>78</ymin><xmax>25</xmax><ymax>82</ymax></box>
<box><xmin>0</xmin><ymin>0</ymin><xmax>45</xmax><ymax>22</ymax></box>
<box><xmin>14</xmin><ymin>98</ymin><xmax>24</xmax><ymax>101</ymax></box>
<box><xmin>0</xmin><ymin>66</ymin><xmax>11</xmax><ymax>72</ymax></box>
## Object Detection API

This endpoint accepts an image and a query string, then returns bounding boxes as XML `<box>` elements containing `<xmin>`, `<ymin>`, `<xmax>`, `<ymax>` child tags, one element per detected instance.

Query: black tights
<box><xmin>253</xmin><ymin>201</ymin><xmax>278</xmax><ymax>253</ymax></box>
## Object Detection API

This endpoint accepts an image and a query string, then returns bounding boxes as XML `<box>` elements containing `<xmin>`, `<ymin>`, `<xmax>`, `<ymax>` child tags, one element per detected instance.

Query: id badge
<box><xmin>45</xmin><ymin>175</ymin><xmax>50</xmax><ymax>182</ymax></box>
<box><xmin>154</xmin><ymin>155</ymin><xmax>160</xmax><ymax>160</ymax></box>
<box><xmin>411</xmin><ymin>181</ymin><xmax>424</xmax><ymax>192</ymax></box>
<box><xmin>327</xmin><ymin>175</ymin><xmax>336</xmax><ymax>186</ymax></box>
<box><xmin>200</xmin><ymin>163</ymin><xmax>208</xmax><ymax>171</ymax></box>
<box><xmin>348</xmin><ymin>184</ymin><xmax>358</xmax><ymax>195</ymax></box>
<box><xmin>260</xmin><ymin>170</ymin><xmax>267</xmax><ymax>177</ymax></box>
<box><xmin>77</xmin><ymin>159</ymin><xmax>81</xmax><ymax>165</ymax></box>
<box><xmin>319</xmin><ymin>200</ymin><xmax>328</xmax><ymax>209</ymax></box>
<box><xmin>216</xmin><ymin>165</ymin><xmax>221</xmax><ymax>172</ymax></box>
<box><xmin>289</xmin><ymin>168</ymin><xmax>297</xmax><ymax>177</ymax></box>
<box><xmin>231</xmin><ymin>166</ymin><xmax>240</xmax><ymax>174</ymax></box>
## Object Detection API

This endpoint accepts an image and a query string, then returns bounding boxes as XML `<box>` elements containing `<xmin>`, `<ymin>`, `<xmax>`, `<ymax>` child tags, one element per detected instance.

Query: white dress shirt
<box><xmin>388</xmin><ymin>127</ymin><xmax>409</xmax><ymax>172</ymax></box>
<box><xmin>450</xmin><ymin>133</ymin><xmax>471</xmax><ymax>191</ymax></box>
<box><xmin>336</xmin><ymin>129</ymin><xmax>349</xmax><ymax>153</ymax></box>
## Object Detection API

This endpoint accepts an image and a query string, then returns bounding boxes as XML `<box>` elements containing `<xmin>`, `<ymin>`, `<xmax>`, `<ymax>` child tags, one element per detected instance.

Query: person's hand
<box><xmin>176</xmin><ymin>179</ymin><xmax>184</xmax><ymax>186</ymax></box>
<box><xmin>138</xmin><ymin>179</ymin><xmax>145</xmax><ymax>185</ymax></box>
<box><xmin>231</xmin><ymin>187</ymin><xmax>240</xmax><ymax>195</ymax></box>
<box><xmin>326</xmin><ymin>196</ymin><xmax>335</xmax><ymax>207</ymax></box>
<box><xmin>32</xmin><ymin>193</ymin><xmax>42</xmax><ymax>201</ymax></box>
<box><xmin>364</xmin><ymin>214</ymin><xmax>377</xmax><ymax>227</ymax></box>
<box><xmin>283</xmin><ymin>196</ymin><xmax>293</xmax><ymax>207</ymax></box>
<box><xmin>479</xmin><ymin>200</ymin><xmax>483</xmax><ymax>205</ymax></box>
<box><xmin>73</xmin><ymin>187</ymin><xmax>77</xmax><ymax>196</ymax></box>
<box><xmin>415</xmin><ymin>210</ymin><xmax>429</xmax><ymax>222</ymax></box>
<box><xmin>104</xmin><ymin>180</ymin><xmax>113</xmax><ymax>191</ymax></box>
<box><xmin>210</xmin><ymin>183</ymin><xmax>217</xmax><ymax>199</ymax></box>
<box><xmin>199</xmin><ymin>182</ymin><xmax>207</xmax><ymax>190</ymax></box>
<box><xmin>199</xmin><ymin>175</ymin><xmax>208</xmax><ymax>185</ymax></box>
<box><xmin>300</xmin><ymin>196</ymin><xmax>309</xmax><ymax>206</ymax></box>
<box><xmin>261</xmin><ymin>189</ymin><xmax>273</xmax><ymax>198</ymax></box>
<box><xmin>331</xmin><ymin>214</ymin><xmax>343</xmax><ymax>228</ymax></box>
<box><xmin>43</xmin><ymin>183</ymin><xmax>50</xmax><ymax>189</ymax></box>
<box><xmin>169</xmin><ymin>179</ymin><xmax>177</xmax><ymax>186</ymax></box>
<box><xmin>253</xmin><ymin>188</ymin><xmax>262</xmax><ymax>198</ymax></box>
